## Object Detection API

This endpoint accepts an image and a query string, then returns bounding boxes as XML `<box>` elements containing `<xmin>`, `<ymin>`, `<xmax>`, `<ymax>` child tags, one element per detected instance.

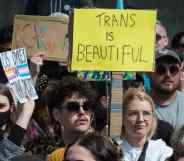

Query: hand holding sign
<box><xmin>30</xmin><ymin>51</ymin><xmax>45</xmax><ymax>84</ymax></box>
<box><xmin>0</xmin><ymin>48</ymin><xmax>38</xmax><ymax>103</ymax></box>
<box><xmin>30</xmin><ymin>51</ymin><xmax>45</xmax><ymax>66</ymax></box>
<box><xmin>16</xmin><ymin>98</ymin><xmax>35</xmax><ymax>129</ymax></box>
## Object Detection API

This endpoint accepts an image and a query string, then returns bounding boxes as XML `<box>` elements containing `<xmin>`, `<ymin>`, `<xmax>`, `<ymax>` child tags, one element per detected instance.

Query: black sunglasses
<box><xmin>62</xmin><ymin>101</ymin><xmax>93</xmax><ymax>113</ymax></box>
<box><xmin>156</xmin><ymin>64</ymin><xmax>180</xmax><ymax>76</ymax></box>
<box><xmin>156</xmin><ymin>34</ymin><xmax>162</xmax><ymax>42</ymax></box>
<box><xmin>156</xmin><ymin>34</ymin><xmax>166</xmax><ymax>42</ymax></box>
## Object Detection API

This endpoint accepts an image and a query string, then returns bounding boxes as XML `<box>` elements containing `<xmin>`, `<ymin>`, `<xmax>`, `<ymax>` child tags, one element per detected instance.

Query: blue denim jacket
<box><xmin>0</xmin><ymin>137</ymin><xmax>24</xmax><ymax>161</ymax></box>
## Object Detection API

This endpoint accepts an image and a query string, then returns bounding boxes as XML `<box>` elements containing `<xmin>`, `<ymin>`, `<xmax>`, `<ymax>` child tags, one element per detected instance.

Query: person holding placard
<box><xmin>0</xmin><ymin>83</ymin><xmax>35</xmax><ymax>161</ymax></box>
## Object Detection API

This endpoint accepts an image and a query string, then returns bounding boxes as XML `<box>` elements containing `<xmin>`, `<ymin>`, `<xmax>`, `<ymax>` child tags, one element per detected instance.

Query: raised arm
<box><xmin>15</xmin><ymin>99</ymin><xmax>35</xmax><ymax>130</ymax></box>
<box><xmin>29</xmin><ymin>51</ymin><xmax>45</xmax><ymax>85</ymax></box>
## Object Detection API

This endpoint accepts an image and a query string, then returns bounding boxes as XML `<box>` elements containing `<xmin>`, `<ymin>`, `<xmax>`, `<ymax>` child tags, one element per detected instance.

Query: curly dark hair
<box><xmin>41</xmin><ymin>76</ymin><xmax>97</xmax><ymax>110</ymax></box>
<box><xmin>56</xmin><ymin>76</ymin><xmax>97</xmax><ymax>111</ymax></box>
<box><xmin>64</xmin><ymin>132</ymin><xmax>123</xmax><ymax>161</ymax></box>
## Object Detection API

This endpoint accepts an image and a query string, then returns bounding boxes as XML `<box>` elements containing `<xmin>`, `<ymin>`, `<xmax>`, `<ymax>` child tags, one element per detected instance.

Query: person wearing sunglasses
<box><xmin>150</xmin><ymin>48</ymin><xmax>184</xmax><ymax>129</ymax></box>
<box><xmin>0</xmin><ymin>83</ymin><xmax>35</xmax><ymax>161</ymax></box>
<box><xmin>47</xmin><ymin>75</ymin><xmax>97</xmax><ymax>161</ymax></box>
<box><xmin>156</xmin><ymin>21</ymin><xmax>169</xmax><ymax>50</ymax></box>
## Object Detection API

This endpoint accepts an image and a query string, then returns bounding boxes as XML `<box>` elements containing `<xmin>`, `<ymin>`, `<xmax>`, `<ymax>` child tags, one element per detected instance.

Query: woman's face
<box><xmin>65</xmin><ymin>144</ymin><xmax>96</xmax><ymax>161</ymax></box>
<box><xmin>0</xmin><ymin>94</ymin><xmax>11</xmax><ymax>112</ymax></box>
<box><xmin>124</xmin><ymin>98</ymin><xmax>153</xmax><ymax>140</ymax></box>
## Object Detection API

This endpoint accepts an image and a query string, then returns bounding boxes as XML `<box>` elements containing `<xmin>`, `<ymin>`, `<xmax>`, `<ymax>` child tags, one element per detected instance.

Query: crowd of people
<box><xmin>0</xmin><ymin>0</ymin><xmax>184</xmax><ymax>161</ymax></box>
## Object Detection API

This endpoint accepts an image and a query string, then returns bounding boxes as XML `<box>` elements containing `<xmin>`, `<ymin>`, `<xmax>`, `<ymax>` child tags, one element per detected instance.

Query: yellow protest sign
<box><xmin>70</xmin><ymin>9</ymin><xmax>157</xmax><ymax>72</ymax></box>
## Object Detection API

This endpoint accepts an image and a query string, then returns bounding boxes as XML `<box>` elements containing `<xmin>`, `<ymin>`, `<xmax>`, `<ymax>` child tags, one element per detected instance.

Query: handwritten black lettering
<box><xmin>106</xmin><ymin>32</ymin><xmax>114</xmax><ymax>41</ymax></box>
<box><xmin>139</xmin><ymin>46</ymin><xmax>147</xmax><ymax>62</ymax></box>
<box><xmin>77</xmin><ymin>43</ymin><xmax>85</xmax><ymax>61</ymax></box>
<box><xmin>132</xmin><ymin>47</ymin><xmax>139</xmax><ymax>62</ymax></box>
<box><xmin>75</xmin><ymin>44</ymin><xmax>147</xmax><ymax>65</ymax></box>
<box><xmin>108</xmin><ymin>45</ymin><xmax>115</xmax><ymax>61</ymax></box>
<box><xmin>112</xmin><ymin>14</ymin><xmax>119</xmax><ymax>26</ymax></box>
<box><xmin>121</xmin><ymin>45</ymin><xmax>133</xmax><ymax>64</ymax></box>
<box><xmin>121</xmin><ymin>44</ymin><xmax>147</xmax><ymax>64</ymax></box>
<box><xmin>104</xmin><ymin>15</ymin><xmax>111</xmax><ymax>27</ymax></box>
<box><xmin>86</xmin><ymin>45</ymin><xmax>92</xmax><ymax>62</ymax></box>
<box><xmin>96</xmin><ymin>12</ymin><xmax>137</xmax><ymax>28</ymax></box>
<box><xmin>129</xmin><ymin>13</ymin><xmax>136</xmax><ymax>27</ymax></box>
<box><xmin>93</xmin><ymin>46</ymin><xmax>100</xmax><ymax>60</ymax></box>
<box><xmin>116</xmin><ymin>47</ymin><xmax>119</xmax><ymax>60</ymax></box>
<box><xmin>96</xmin><ymin>12</ymin><xmax>106</xmax><ymax>27</ymax></box>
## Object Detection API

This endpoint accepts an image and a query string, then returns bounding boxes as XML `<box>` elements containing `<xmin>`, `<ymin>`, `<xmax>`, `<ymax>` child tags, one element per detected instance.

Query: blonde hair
<box><xmin>121</xmin><ymin>88</ymin><xmax>157</xmax><ymax>139</ymax></box>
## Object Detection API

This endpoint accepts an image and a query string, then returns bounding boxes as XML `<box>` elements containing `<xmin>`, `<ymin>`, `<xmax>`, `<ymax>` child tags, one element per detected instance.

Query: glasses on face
<box><xmin>126</xmin><ymin>110</ymin><xmax>153</xmax><ymax>121</ymax></box>
<box><xmin>156</xmin><ymin>64</ymin><xmax>180</xmax><ymax>76</ymax></box>
<box><xmin>62</xmin><ymin>101</ymin><xmax>93</xmax><ymax>113</ymax></box>
<box><xmin>156</xmin><ymin>34</ymin><xmax>166</xmax><ymax>42</ymax></box>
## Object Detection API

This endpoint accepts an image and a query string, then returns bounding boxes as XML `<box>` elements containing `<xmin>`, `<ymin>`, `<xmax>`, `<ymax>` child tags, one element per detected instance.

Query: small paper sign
<box><xmin>0</xmin><ymin>48</ymin><xmax>38</xmax><ymax>103</ymax></box>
